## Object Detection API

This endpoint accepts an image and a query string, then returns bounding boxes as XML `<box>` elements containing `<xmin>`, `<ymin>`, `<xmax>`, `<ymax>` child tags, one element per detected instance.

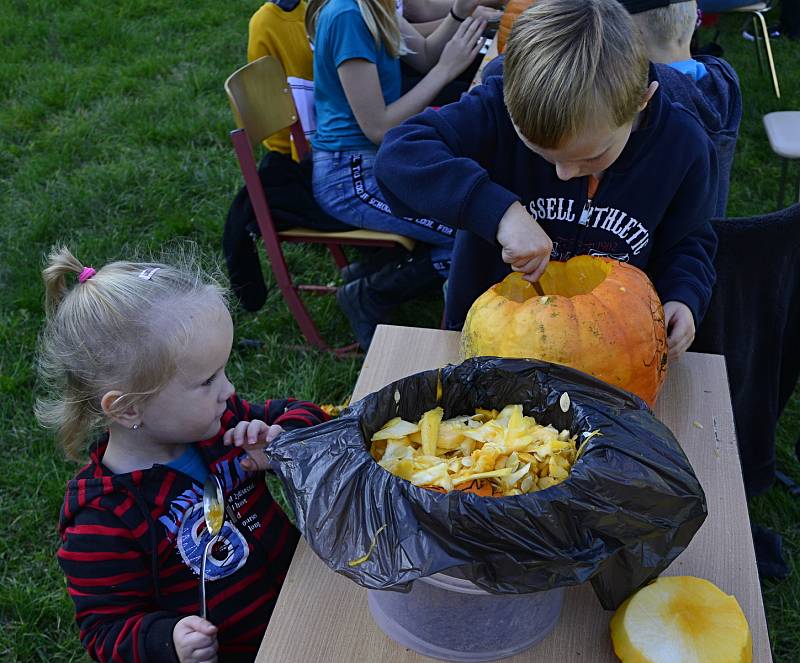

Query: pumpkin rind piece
<box><xmin>609</xmin><ymin>576</ymin><xmax>752</xmax><ymax>663</ymax></box>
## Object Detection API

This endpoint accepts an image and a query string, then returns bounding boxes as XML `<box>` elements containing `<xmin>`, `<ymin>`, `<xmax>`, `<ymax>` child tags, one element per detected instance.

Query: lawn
<box><xmin>0</xmin><ymin>1</ymin><xmax>798</xmax><ymax>661</ymax></box>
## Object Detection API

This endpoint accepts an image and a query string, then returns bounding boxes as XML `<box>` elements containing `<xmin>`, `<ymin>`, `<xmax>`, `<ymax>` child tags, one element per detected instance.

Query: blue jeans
<box><xmin>312</xmin><ymin>149</ymin><xmax>454</xmax><ymax>275</ymax></box>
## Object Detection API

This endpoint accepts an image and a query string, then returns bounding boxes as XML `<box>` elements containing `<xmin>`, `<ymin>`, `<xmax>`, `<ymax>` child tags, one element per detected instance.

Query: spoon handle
<box><xmin>199</xmin><ymin>538</ymin><xmax>214</xmax><ymax>620</ymax></box>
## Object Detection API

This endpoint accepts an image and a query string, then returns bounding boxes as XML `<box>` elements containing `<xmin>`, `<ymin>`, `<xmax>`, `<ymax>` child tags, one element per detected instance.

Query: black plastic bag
<box><xmin>268</xmin><ymin>357</ymin><xmax>707</xmax><ymax>609</ymax></box>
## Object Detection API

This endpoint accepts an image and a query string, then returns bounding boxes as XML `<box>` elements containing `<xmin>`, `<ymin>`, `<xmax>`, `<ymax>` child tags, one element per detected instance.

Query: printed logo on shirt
<box><xmin>349</xmin><ymin>155</ymin><xmax>455</xmax><ymax>238</ymax></box>
<box><xmin>175</xmin><ymin>501</ymin><xmax>249</xmax><ymax>581</ymax></box>
<box><xmin>588</xmin><ymin>249</ymin><xmax>631</xmax><ymax>262</ymax></box>
<box><xmin>551</xmin><ymin>240</ymin><xmax>631</xmax><ymax>263</ymax></box>
<box><xmin>527</xmin><ymin>196</ymin><xmax>650</xmax><ymax>256</ymax></box>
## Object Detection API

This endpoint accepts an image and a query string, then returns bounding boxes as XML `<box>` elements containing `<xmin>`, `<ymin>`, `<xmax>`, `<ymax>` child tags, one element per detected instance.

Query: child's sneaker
<box><xmin>742</xmin><ymin>26</ymin><xmax>780</xmax><ymax>41</ymax></box>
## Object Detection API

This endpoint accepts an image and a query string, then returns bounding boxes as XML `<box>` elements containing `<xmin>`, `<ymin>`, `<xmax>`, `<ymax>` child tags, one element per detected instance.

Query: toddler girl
<box><xmin>37</xmin><ymin>247</ymin><xmax>327</xmax><ymax>663</ymax></box>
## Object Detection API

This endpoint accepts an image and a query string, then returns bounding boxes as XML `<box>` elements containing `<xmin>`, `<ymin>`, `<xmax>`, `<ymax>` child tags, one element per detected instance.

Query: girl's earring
<box><xmin>131</xmin><ymin>423</ymin><xmax>141</xmax><ymax>431</ymax></box>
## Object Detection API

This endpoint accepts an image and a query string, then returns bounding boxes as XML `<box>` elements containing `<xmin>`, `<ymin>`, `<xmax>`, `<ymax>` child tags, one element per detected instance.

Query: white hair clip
<box><xmin>138</xmin><ymin>267</ymin><xmax>160</xmax><ymax>280</ymax></box>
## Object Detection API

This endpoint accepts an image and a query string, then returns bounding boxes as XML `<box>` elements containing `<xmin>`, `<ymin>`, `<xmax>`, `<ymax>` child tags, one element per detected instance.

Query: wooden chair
<box><xmin>224</xmin><ymin>56</ymin><xmax>414</xmax><ymax>353</ymax></box>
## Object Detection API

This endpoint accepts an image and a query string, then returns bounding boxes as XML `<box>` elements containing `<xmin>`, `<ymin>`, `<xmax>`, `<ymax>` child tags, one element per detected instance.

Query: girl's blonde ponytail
<box><xmin>42</xmin><ymin>247</ymin><xmax>85</xmax><ymax>316</ymax></box>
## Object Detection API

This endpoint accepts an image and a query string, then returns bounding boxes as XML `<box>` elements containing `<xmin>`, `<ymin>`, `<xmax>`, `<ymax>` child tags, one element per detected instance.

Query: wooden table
<box><xmin>258</xmin><ymin>325</ymin><xmax>772</xmax><ymax>662</ymax></box>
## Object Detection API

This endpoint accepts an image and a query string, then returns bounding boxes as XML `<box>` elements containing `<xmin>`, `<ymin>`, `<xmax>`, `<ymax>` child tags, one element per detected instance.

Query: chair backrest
<box><xmin>224</xmin><ymin>56</ymin><xmax>302</xmax><ymax>152</ymax></box>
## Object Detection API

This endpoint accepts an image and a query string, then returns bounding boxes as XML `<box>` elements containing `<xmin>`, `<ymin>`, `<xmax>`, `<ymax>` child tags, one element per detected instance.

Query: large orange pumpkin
<box><xmin>460</xmin><ymin>256</ymin><xmax>668</xmax><ymax>406</ymax></box>
<box><xmin>497</xmin><ymin>0</ymin><xmax>535</xmax><ymax>53</ymax></box>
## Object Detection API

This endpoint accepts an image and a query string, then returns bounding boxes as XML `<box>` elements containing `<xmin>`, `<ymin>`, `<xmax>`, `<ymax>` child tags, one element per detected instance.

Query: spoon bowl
<box><xmin>200</xmin><ymin>474</ymin><xmax>225</xmax><ymax>620</ymax></box>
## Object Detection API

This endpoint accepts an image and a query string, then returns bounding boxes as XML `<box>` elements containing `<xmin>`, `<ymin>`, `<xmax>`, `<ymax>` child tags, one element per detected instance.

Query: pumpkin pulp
<box><xmin>498</xmin><ymin>256</ymin><xmax>613</xmax><ymax>301</ymax></box>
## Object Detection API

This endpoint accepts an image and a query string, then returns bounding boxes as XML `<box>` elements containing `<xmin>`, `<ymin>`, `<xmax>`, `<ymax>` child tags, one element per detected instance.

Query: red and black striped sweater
<box><xmin>57</xmin><ymin>394</ymin><xmax>328</xmax><ymax>663</ymax></box>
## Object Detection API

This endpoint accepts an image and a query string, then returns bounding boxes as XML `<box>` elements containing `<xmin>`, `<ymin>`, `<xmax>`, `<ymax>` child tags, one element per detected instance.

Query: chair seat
<box><xmin>278</xmin><ymin>227</ymin><xmax>415</xmax><ymax>252</ymax></box>
<box><xmin>763</xmin><ymin>112</ymin><xmax>800</xmax><ymax>159</ymax></box>
<box><xmin>729</xmin><ymin>3</ymin><xmax>769</xmax><ymax>12</ymax></box>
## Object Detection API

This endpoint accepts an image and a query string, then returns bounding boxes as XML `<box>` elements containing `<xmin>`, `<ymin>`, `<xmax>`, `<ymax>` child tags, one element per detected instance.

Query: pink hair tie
<box><xmin>78</xmin><ymin>267</ymin><xmax>96</xmax><ymax>283</ymax></box>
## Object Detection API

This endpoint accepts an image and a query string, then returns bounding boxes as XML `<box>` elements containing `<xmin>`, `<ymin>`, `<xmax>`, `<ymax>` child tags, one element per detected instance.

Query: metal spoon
<box><xmin>200</xmin><ymin>474</ymin><xmax>225</xmax><ymax>620</ymax></box>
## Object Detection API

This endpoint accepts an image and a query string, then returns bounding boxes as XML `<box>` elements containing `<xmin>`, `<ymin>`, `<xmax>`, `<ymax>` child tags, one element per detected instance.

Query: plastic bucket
<box><xmin>367</xmin><ymin>569</ymin><xmax>564</xmax><ymax>662</ymax></box>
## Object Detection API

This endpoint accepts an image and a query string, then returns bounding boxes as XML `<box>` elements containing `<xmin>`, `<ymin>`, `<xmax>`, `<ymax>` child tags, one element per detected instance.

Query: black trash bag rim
<box><xmin>268</xmin><ymin>357</ymin><xmax>707</xmax><ymax>610</ymax></box>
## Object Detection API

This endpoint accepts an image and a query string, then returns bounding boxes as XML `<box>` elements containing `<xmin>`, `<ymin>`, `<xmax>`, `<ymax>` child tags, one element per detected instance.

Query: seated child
<box><xmin>375</xmin><ymin>0</ymin><xmax>718</xmax><ymax>359</ymax></box>
<box><xmin>307</xmin><ymin>0</ymin><xmax>492</xmax><ymax>349</ymax></box>
<box><xmin>623</xmin><ymin>0</ymin><xmax>742</xmax><ymax>216</ymax></box>
<box><xmin>38</xmin><ymin>247</ymin><xmax>327</xmax><ymax>662</ymax></box>
<box><xmin>248</xmin><ymin>0</ymin><xmax>315</xmax><ymax>160</ymax></box>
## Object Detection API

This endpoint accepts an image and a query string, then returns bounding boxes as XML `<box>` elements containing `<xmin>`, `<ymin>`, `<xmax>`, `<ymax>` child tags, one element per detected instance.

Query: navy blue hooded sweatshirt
<box><xmin>481</xmin><ymin>55</ymin><xmax>741</xmax><ymax>216</ymax></box>
<box><xmin>375</xmin><ymin>71</ymin><xmax>718</xmax><ymax>330</ymax></box>
<box><xmin>654</xmin><ymin>57</ymin><xmax>741</xmax><ymax>217</ymax></box>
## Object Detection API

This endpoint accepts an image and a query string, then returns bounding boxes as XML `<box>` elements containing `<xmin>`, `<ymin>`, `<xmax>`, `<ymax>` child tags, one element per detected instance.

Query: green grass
<box><xmin>0</xmin><ymin>2</ymin><xmax>798</xmax><ymax>660</ymax></box>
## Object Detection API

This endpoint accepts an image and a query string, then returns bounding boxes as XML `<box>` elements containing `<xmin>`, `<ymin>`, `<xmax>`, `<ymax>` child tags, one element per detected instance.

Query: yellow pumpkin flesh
<box><xmin>460</xmin><ymin>256</ymin><xmax>668</xmax><ymax>406</ymax></box>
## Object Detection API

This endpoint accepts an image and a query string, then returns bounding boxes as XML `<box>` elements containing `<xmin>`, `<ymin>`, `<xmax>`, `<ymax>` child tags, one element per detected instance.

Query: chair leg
<box><xmin>260</xmin><ymin>236</ymin><xmax>332</xmax><ymax>351</ymax></box>
<box><xmin>778</xmin><ymin>158</ymin><xmax>788</xmax><ymax>209</ymax></box>
<box><xmin>327</xmin><ymin>244</ymin><xmax>349</xmax><ymax>270</ymax></box>
<box><xmin>283</xmin><ymin>283</ymin><xmax>332</xmax><ymax>351</ymax></box>
<box><xmin>755</xmin><ymin>11</ymin><xmax>781</xmax><ymax>98</ymax></box>
<box><xmin>752</xmin><ymin>15</ymin><xmax>764</xmax><ymax>73</ymax></box>
<box><xmin>796</xmin><ymin>161</ymin><xmax>800</xmax><ymax>204</ymax></box>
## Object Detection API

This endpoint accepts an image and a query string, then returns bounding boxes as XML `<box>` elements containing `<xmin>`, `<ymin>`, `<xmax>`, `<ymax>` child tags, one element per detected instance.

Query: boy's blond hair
<box><xmin>632</xmin><ymin>1</ymin><xmax>698</xmax><ymax>51</ymax></box>
<box><xmin>36</xmin><ymin>245</ymin><xmax>226</xmax><ymax>460</ymax></box>
<box><xmin>504</xmin><ymin>0</ymin><xmax>650</xmax><ymax>149</ymax></box>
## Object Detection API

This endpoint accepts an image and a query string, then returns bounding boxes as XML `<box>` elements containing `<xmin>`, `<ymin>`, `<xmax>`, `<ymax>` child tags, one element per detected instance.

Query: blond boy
<box><xmin>375</xmin><ymin>0</ymin><xmax>718</xmax><ymax>359</ymax></box>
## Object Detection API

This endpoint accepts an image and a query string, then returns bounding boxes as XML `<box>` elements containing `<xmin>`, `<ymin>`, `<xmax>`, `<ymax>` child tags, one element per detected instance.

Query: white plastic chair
<box><xmin>763</xmin><ymin>111</ymin><xmax>800</xmax><ymax>206</ymax></box>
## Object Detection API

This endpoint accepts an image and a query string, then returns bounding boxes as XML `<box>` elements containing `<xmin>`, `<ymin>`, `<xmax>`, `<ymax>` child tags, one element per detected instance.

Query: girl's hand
<box><xmin>173</xmin><ymin>616</ymin><xmax>218</xmax><ymax>663</ymax></box>
<box><xmin>496</xmin><ymin>201</ymin><xmax>553</xmax><ymax>283</ymax></box>
<box><xmin>453</xmin><ymin>0</ymin><xmax>504</xmax><ymax>20</ymax></box>
<box><xmin>663</xmin><ymin>301</ymin><xmax>695</xmax><ymax>360</ymax></box>
<box><xmin>437</xmin><ymin>16</ymin><xmax>487</xmax><ymax>80</ymax></box>
<box><xmin>223</xmin><ymin>420</ymin><xmax>284</xmax><ymax>472</ymax></box>
<box><xmin>471</xmin><ymin>5</ymin><xmax>503</xmax><ymax>24</ymax></box>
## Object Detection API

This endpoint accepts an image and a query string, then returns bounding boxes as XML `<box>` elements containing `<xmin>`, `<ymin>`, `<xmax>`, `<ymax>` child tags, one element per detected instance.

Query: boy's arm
<box><xmin>58</xmin><ymin>510</ymin><xmax>181</xmax><ymax>663</ymax></box>
<box><xmin>375</xmin><ymin>79</ymin><xmax>520</xmax><ymax>245</ymax></box>
<box><xmin>648</xmin><ymin>144</ymin><xmax>719</xmax><ymax>327</ymax></box>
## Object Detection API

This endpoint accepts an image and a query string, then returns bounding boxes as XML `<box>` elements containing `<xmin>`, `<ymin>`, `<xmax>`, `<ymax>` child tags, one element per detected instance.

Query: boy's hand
<box><xmin>663</xmin><ymin>301</ymin><xmax>695</xmax><ymax>360</ymax></box>
<box><xmin>496</xmin><ymin>202</ymin><xmax>553</xmax><ymax>283</ymax></box>
<box><xmin>173</xmin><ymin>616</ymin><xmax>218</xmax><ymax>663</ymax></box>
<box><xmin>223</xmin><ymin>420</ymin><xmax>284</xmax><ymax>472</ymax></box>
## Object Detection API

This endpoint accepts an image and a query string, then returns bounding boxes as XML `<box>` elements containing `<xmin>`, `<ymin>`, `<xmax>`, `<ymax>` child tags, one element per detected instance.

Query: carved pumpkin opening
<box><xmin>461</xmin><ymin>256</ymin><xmax>668</xmax><ymax>405</ymax></box>
<box><xmin>497</xmin><ymin>256</ymin><xmax>613</xmax><ymax>302</ymax></box>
